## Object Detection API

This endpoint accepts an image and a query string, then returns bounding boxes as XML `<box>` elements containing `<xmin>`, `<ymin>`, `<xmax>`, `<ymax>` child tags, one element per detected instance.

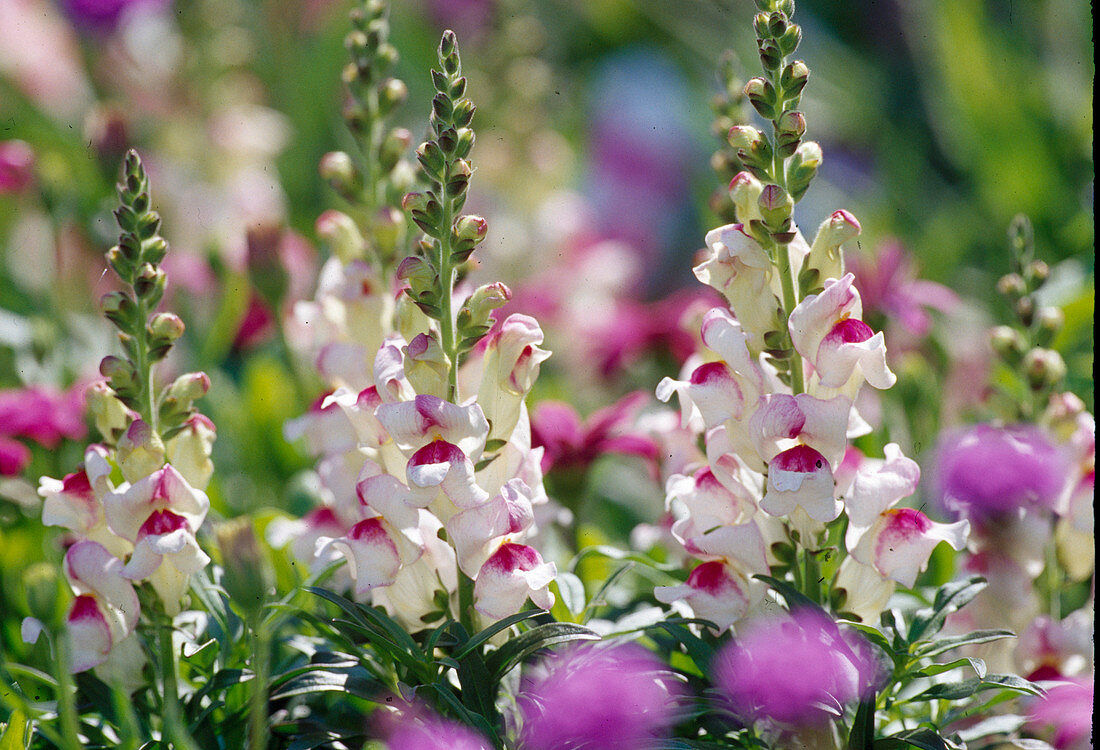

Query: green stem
<box><xmin>247</xmin><ymin>622</ymin><xmax>270</xmax><ymax>750</ymax></box>
<box><xmin>54</xmin><ymin>634</ymin><xmax>83</xmax><ymax>750</ymax></box>
<box><xmin>158</xmin><ymin>613</ymin><xmax>201</xmax><ymax>750</ymax></box>
<box><xmin>133</xmin><ymin>296</ymin><xmax>159</xmax><ymax>434</ymax></box>
<box><xmin>775</xmin><ymin>237</ymin><xmax>806</xmax><ymax>395</ymax></box>
<box><xmin>457</xmin><ymin>570</ymin><xmax>476</xmax><ymax>635</ymax></box>
<box><xmin>437</xmin><ymin>186</ymin><xmax>460</xmax><ymax>403</ymax></box>
<box><xmin>803</xmin><ymin>547</ymin><xmax>821</xmax><ymax>604</ymax></box>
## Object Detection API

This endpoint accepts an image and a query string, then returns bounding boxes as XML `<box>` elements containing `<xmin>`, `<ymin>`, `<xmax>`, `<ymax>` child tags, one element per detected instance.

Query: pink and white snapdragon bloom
<box><xmin>311</xmin><ymin>313</ymin><xmax>556</xmax><ymax>628</ymax></box>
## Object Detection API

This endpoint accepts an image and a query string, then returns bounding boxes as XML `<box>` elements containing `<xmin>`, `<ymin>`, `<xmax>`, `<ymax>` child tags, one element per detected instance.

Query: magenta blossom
<box><xmin>714</xmin><ymin>611</ymin><xmax>880</xmax><ymax>726</ymax></box>
<box><xmin>1027</xmin><ymin>677</ymin><xmax>1093</xmax><ymax>750</ymax></box>
<box><xmin>0</xmin><ymin>436</ymin><xmax>32</xmax><ymax>476</ymax></box>
<box><xmin>932</xmin><ymin>424</ymin><xmax>1069</xmax><ymax>520</ymax></box>
<box><xmin>59</xmin><ymin>0</ymin><xmax>172</xmax><ymax>33</ymax></box>
<box><xmin>0</xmin><ymin>140</ymin><xmax>35</xmax><ymax>194</ymax></box>
<box><xmin>0</xmin><ymin>385</ymin><xmax>87</xmax><ymax>448</ymax></box>
<box><xmin>531</xmin><ymin>391</ymin><xmax>659</xmax><ymax>477</ymax></box>
<box><xmin>378</xmin><ymin>705</ymin><xmax>491</xmax><ymax>750</ymax></box>
<box><xmin>846</xmin><ymin>240</ymin><xmax>958</xmax><ymax>338</ymax></box>
<box><xmin>517</xmin><ymin>642</ymin><xmax>685</xmax><ymax>750</ymax></box>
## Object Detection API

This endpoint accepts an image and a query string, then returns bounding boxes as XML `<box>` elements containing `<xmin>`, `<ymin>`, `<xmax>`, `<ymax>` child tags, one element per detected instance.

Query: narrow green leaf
<box><xmin>908</xmin><ymin>577</ymin><xmax>987</xmax><ymax>643</ymax></box>
<box><xmin>555</xmin><ymin>571</ymin><xmax>586</xmax><ymax>616</ymax></box>
<box><xmin>909</xmin><ymin>674</ymin><xmax>1043</xmax><ymax>701</ymax></box>
<box><xmin>754</xmin><ymin>574</ymin><xmax>827</xmax><ymax>614</ymax></box>
<box><xmin>647</xmin><ymin>620</ymin><xmax>716</xmax><ymax>671</ymax></box>
<box><xmin>0</xmin><ymin>710</ymin><xmax>30</xmax><ymax>750</ymax></box>
<box><xmin>847</xmin><ymin>695</ymin><xmax>876</xmax><ymax>750</ymax></box>
<box><xmin>914</xmin><ymin>657</ymin><xmax>986</xmax><ymax>679</ymax></box>
<box><xmin>915</xmin><ymin>629</ymin><xmax>1015</xmax><ymax>658</ymax></box>
<box><xmin>451</xmin><ymin>610</ymin><xmax>545</xmax><ymax>660</ymax></box>
<box><xmin>485</xmin><ymin>623</ymin><xmax>600</xmax><ymax>680</ymax></box>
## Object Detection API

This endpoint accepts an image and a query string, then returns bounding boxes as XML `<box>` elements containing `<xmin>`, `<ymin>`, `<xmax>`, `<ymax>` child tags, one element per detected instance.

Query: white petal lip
<box><xmin>750</xmin><ymin>393</ymin><xmax>850</xmax><ymax>468</ymax></box>
<box><xmin>404</xmin><ymin>440</ymin><xmax>490</xmax><ymax>510</ymax></box>
<box><xmin>67</xmin><ymin>595</ymin><xmax>113</xmax><ymax>673</ymax></box>
<box><xmin>687</xmin><ymin>361</ymin><xmax>744</xmax><ymax>428</ymax></box>
<box><xmin>844</xmin><ymin>443</ymin><xmax>920</xmax><ymax>540</ymax></box>
<box><xmin>473</xmin><ymin>542</ymin><xmax>556</xmax><ymax>620</ymax></box>
<box><xmin>762</xmin><ymin>445</ymin><xmax>841</xmax><ymax>522</ymax></box>
<box><xmin>858</xmin><ymin>508</ymin><xmax>970</xmax><ymax>588</ymax></box>
<box><xmin>788</xmin><ymin>273</ymin><xmax>862</xmax><ymax>362</ymax></box>
<box><xmin>654</xmin><ymin>560</ymin><xmax>751</xmax><ymax>632</ymax></box>
<box><xmin>447</xmin><ymin>479</ymin><xmax>535</xmax><ymax>577</ymax></box>
<box><xmin>328</xmin><ymin>518</ymin><xmax>404</xmax><ymax>596</ymax></box>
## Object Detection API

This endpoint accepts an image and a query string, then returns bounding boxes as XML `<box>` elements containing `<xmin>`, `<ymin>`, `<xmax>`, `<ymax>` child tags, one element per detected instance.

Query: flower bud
<box><xmin>215</xmin><ymin>517</ymin><xmax>271</xmax><ymax>623</ymax></box>
<box><xmin>21</xmin><ymin>563</ymin><xmax>69</xmax><ymax>631</ymax></box>
<box><xmin>101</xmin><ymin>291</ymin><xmax>136</xmax><ymax>329</ymax></box>
<box><xmin>780</xmin><ymin>60</ymin><xmax>810</xmax><ymax>98</ymax></box>
<box><xmin>990</xmin><ymin>325</ymin><xmax>1026</xmax><ymax>363</ymax></box>
<box><xmin>758</xmin><ymin>184</ymin><xmax>793</xmax><ymax>231</ymax></box>
<box><xmin>149</xmin><ymin>312</ymin><xmax>185</xmax><ymax>342</ymax></box>
<box><xmin>99</xmin><ymin>356</ymin><xmax>138</xmax><ymax>394</ymax></box>
<box><xmin>86</xmin><ymin>380</ymin><xmax>134</xmax><ymax>443</ymax></box>
<box><xmin>403</xmin><ymin>332</ymin><xmax>451</xmax><ymax>398</ymax></box>
<box><xmin>806</xmin><ymin>209</ymin><xmax>860</xmax><ymax>283</ymax></box>
<box><xmin>166</xmin><ymin>372</ymin><xmax>211</xmax><ymax>403</ymax></box>
<box><xmin>373</xmin><ymin>206</ymin><xmax>405</xmax><ymax>259</ymax></box>
<box><xmin>116</xmin><ymin>419</ymin><xmax>166</xmax><ymax>483</ymax></box>
<box><xmin>319</xmin><ymin>151</ymin><xmax>360</xmax><ymax>198</ymax></box>
<box><xmin>778</xmin><ymin>110</ymin><xmax>807</xmax><ymax>138</ymax></box>
<box><xmin>743</xmin><ymin>77</ymin><xmax>777</xmax><ymax>118</ymax></box>
<box><xmin>1024</xmin><ymin>348</ymin><xmax>1066</xmax><ymax>390</ymax></box>
<box><xmin>396</xmin><ymin>255</ymin><xmax>436</xmax><ymax>298</ymax></box>
<box><xmin>727</xmin><ymin>125</ymin><xmax>763</xmax><ymax>153</ymax></box>
<box><xmin>134</xmin><ymin>263</ymin><xmax>166</xmax><ymax>302</ymax></box>
<box><xmin>1024</xmin><ymin>259</ymin><xmax>1049</xmax><ymax>285</ymax></box>
<box><xmin>315</xmin><ymin>210</ymin><xmax>365</xmax><ymax>263</ymax></box>
<box><xmin>379</xmin><ymin>127</ymin><xmax>411</xmax><ymax>173</ymax></box>
<box><xmin>728</xmin><ymin>171</ymin><xmax>764</xmax><ymax>223</ymax></box>
<box><xmin>787</xmin><ymin>141</ymin><xmax>822</xmax><ymax>200</ymax></box>
<box><xmin>997</xmin><ymin>273</ymin><xmax>1027</xmax><ymax>298</ymax></box>
<box><xmin>1035</xmin><ymin>306</ymin><xmax>1064</xmax><ymax>346</ymax></box>
<box><xmin>416</xmin><ymin>140</ymin><xmax>445</xmax><ymax>177</ymax></box>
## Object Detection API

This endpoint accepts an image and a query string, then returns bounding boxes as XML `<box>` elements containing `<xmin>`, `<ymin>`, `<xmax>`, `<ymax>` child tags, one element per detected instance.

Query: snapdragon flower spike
<box><xmin>788</xmin><ymin>273</ymin><xmax>895</xmax><ymax>396</ymax></box>
<box><xmin>104</xmin><ymin>464</ymin><xmax>211</xmax><ymax>613</ymax></box>
<box><xmin>63</xmin><ymin>540</ymin><xmax>140</xmax><ymax>673</ymax></box>
<box><xmin>845</xmin><ymin>443</ymin><xmax>968</xmax><ymax>587</ymax></box>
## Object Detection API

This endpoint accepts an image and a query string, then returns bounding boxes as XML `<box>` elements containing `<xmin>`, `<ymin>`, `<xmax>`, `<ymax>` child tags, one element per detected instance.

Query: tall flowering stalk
<box><xmin>27</xmin><ymin>151</ymin><xmax>213</xmax><ymax>749</ymax></box>
<box><xmin>310</xmin><ymin>30</ymin><xmax>555</xmax><ymax>637</ymax></box>
<box><xmin>656</xmin><ymin>0</ymin><xmax>963</xmax><ymax>631</ymax></box>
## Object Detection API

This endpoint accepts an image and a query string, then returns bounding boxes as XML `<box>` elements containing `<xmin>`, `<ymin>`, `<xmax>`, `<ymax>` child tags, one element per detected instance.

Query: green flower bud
<box><xmin>316</xmin><ymin>210</ymin><xmax>365</xmax><ymax>263</ymax></box>
<box><xmin>1024</xmin><ymin>260</ymin><xmax>1049</xmax><ymax>285</ymax></box>
<box><xmin>21</xmin><ymin>563</ymin><xmax>70</xmax><ymax>631</ymax></box>
<box><xmin>245</xmin><ymin>225</ymin><xmax>289</xmax><ymax>310</ymax></box>
<box><xmin>1016</xmin><ymin>296</ymin><xmax>1035</xmax><ymax>327</ymax></box>
<box><xmin>133</xmin><ymin>262</ymin><xmax>165</xmax><ymax>302</ymax></box>
<box><xmin>116</xmin><ymin>419</ymin><xmax>166</xmax><ymax>483</ymax></box>
<box><xmin>416</xmin><ymin>140</ymin><xmax>446</xmax><ymax>178</ymax></box>
<box><xmin>728</xmin><ymin>171</ymin><xmax>764</xmax><ymax>223</ymax></box>
<box><xmin>380</xmin><ymin>127</ymin><xmax>411</xmax><ymax>173</ymax></box>
<box><xmin>319</xmin><ymin>151</ymin><xmax>361</xmax><ymax>198</ymax></box>
<box><xmin>787</xmin><ymin>140</ymin><xmax>822</xmax><ymax>200</ymax></box>
<box><xmin>166</xmin><ymin>371</ymin><xmax>211</xmax><ymax>403</ymax></box>
<box><xmin>87</xmin><ymin>379</ymin><xmax>133</xmax><ymax>443</ymax></box>
<box><xmin>101</xmin><ymin>291</ymin><xmax>136</xmax><ymax>329</ymax></box>
<box><xmin>215</xmin><ymin>517</ymin><xmax>271</xmax><ymax>624</ymax></box>
<box><xmin>743</xmin><ymin>77</ymin><xmax>777</xmax><ymax>119</ymax></box>
<box><xmin>758</xmin><ymin>183</ymin><xmax>793</xmax><ymax>232</ymax></box>
<box><xmin>397</xmin><ymin>255</ymin><xmax>437</xmax><ymax>299</ymax></box>
<box><xmin>997</xmin><ymin>273</ymin><xmax>1027</xmax><ymax>298</ymax></box>
<box><xmin>149</xmin><ymin>312</ymin><xmax>185</xmax><ymax>342</ymax></box>
<box><xmin>780</xmin><ymin>60</ymin><xmax>810</xmax><ymax>99</ymax></box>
<box><xmin>1024</xmin><ymin>348</ymin><xmax>1066</xmax><ymax>390</ymax></box>
<box><xmin>1035</xmin><ymin>307</ymin><xmax>1064</xmax><ymax>347</ymax></box>
<box><xmin>100</xmin><ymin>355</ymin><xmax>138</xmax><ymax>394</ymax></box>
<box><xmin>377</xmin><ymin>77</ymin><xmax>408</xmax><ymax>116</ymax></box>
<box><xmin>990</xmin><ymin>325</ymin><xmax>1026</xmax><ymax>364</ymax></box>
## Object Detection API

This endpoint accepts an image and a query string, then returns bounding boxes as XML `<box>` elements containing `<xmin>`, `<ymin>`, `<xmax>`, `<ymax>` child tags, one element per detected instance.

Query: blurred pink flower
<box><xmin>60</xmin><ymin>0</ymin><xmax>172</xmax><ymax>33</ymax></box>
<box><xmin>0</xmin><ymin>385</ymin><xmax>87</xmax><ymax>448</ymax></box>
<box><xmin>377</xmin><ymin>705</ymin><xmax>491</xmax><ymax>750</ymax></box>
<box><xmin>846</xmin><ymin>240</ymin><xmax>958</xmax><ymax>338</ymax></box>
<box><xmin>0</xmin><ymin>140</ymin><xmax>34</xmax><ymax>194</ymax></box>
<box><xmin>0</xmin><ymin>436</ymin><xmax>31</xmax><ymax>476</ymax></box>
<box><xmin>714</xmin><ymin>610</ymin><xmax>879</xmax><ymax>726</ymax></box>
<box><xmin>531</xmin><ymin>391</ymin><xmax>659</xmax><ymax>476</ymax></box>
<box><xmin>517</xmin><ymin>642</ymin><xmax>684</xmax><ymax>750</ymax></box>
<box><xmin>1027</xmin><ymin>677</ymin><xmax>1094</xmax><ymax>750</ymax></box>
<box><xmin>932</xmin><ymin>424</ymin><xmax>1069</xmax><ymax>520</ymax></box>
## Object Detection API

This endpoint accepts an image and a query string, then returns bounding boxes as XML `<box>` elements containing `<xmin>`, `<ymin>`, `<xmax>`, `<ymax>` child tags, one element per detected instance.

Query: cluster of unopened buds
<box><xmin>22</xmin><ymin>151</ymin><xmax>215</xmax><ymax>677</ymax></box>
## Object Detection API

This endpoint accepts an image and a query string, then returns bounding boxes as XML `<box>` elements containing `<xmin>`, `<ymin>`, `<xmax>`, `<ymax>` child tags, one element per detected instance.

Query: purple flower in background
<box><xmin>0</xmin><ymin>385</ymin><xmax>87</xmax><ymax>448</ymax></box>
<box><xmin>59</xmin><ymin>0</ymin><xmax>172</xmax><ymax>34</ymax></box>
<box><xmin>380</xmin><ymin>707</ymin><xmax>491</xmax><ymax>750</ymax></box>
<box><xmin>517</xmin><ymin>642</ymin><xmax>685</xmax><ymax>750</ymax></box>
<box><xmin>0</xmin><ymin>140</ymin><xmax>35</xmax><ymax>194</ymax></box>
<box><xmin>531</xmin><ymin>391</ymin><xmax>659</xmax><ymax>477</ymax></box>
<box><xmin>1027</xmin><ymin>677</ymin><xmax>1094</xmax><ymax>750</ymax></box>
<box><xmin>714</xmin><ymin>611</ymin><xmax>879</xmax><ymax>726</ymax></box>
<box><xmin>932</xmin><ymin>424</ymin><xmax>1069</xmax><ymax>520</ymax></box>
<box><xmin>846</xmin><ymin>240</ymin><xmax>958</xmax><ymax>337</ymax></box>
<box><xmin>0</xmin><ymin>436</ymin><xmax>32</xmax><ymax>476</ymax></box>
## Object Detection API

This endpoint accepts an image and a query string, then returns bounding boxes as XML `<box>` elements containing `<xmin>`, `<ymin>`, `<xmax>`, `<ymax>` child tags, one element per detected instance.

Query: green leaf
<box><xmin>914</xmin><ymin>657</ymin><xmax>986</xmax><ymax>679</ymax></box>
<box><xmin>954</xmin><ymin>714</ymin><xmax>1028</xmax><ymax>743</ymax></box>
<box><xmin>646</xmin><ymin>619</ymin><xmax>717</xmax><ymax>671</ymax></box>
<box><xmin>907</xmin><ymin>577</ymin><xmax>987</xmax><ymax>643</ymax></box>
<box><xmin>451</xmin><ymin>610</ymin><xmax>544</xmax><ymax>660</ymax></box>
<box><xmin>485</xmin><ymin>622</ymin><xmax>600</xmax><ymax>680</ymax></box>
<box><xmin>873</xmin><ymin>728</ymin><xmax>954</xmax><ymax>750</ymax></box>
<box><xmin>847</xmin><ymin>695</ymin><xmax>876</xmax><ymax>750</ymax></box>
<box><xmin>754</xmin><ymin>574</ymin><xmax>827</xmax><ymax>614</ymax></box>
<box><xmin>915</xmin><ymin>629</ymin><xmax>1015</xmax><ymax>658</ymax></box>
<box><xmin>845</xmin><ymin>622</ymin><xmax>900</xmax><ymax>665</ymax></box>
<box><xmin>0</xmin><ymin>710</ymin><xmax>30</xmax><ymax>750</ymax></box>
<box><xmin>555</xmin><ymin>571</ymin><xmax>586</xmax><ymax>616</ymax></box>
<box><xmin>909</xmin><ymin>673</ymin><xmax>1044</xmax><ymax>701</ymax></box>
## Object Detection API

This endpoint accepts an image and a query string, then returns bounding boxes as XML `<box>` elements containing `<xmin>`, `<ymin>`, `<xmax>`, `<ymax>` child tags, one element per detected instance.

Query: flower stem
<box><xmin>247</xmin><ymin>623</ymin><xmax>271</xmax><ymax>750</ymax></box>
<box><xmin>438</xmin><ymin>194</ymin><xmax>460</xmax><ymax>403</ymax></box>
<box><xmin>158</xmin><ymin>612</ymin><xmax>200</xmax><ymax>750</ymax></box>
<box><xmin>774</xmin><ymin>237</ymin><xmax>806</xmax><ymax>395</ymax></box>
<box><xmin>54</xmin><ymin>634</ymin><xmax>83</xmax><ymax>750</ymax></box>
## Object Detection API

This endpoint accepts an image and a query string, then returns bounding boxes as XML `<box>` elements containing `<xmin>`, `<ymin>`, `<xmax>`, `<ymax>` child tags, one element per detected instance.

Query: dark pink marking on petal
<box><xmin>409</xmin><ymin>439</ymin><xmax>465</xmax><ymax>467</ymax></box>
<box><xmin>485</xmin><ymin>542</ymin><xmax>541</xmax><ymax>572</ymax></box>
<box><xmin>772</xmin><ymin>444</ymin><xmax>829</xmax><ymax>473</ymax></box>
<box><xmin>347</xmin><ymin>517</ymin><xmax>389</xmax><ymax>543</ymax></box>
<box><xmin>881</xmin><ymin>507</ymin><xmax>933</xmax><ymax>535</ymax></box>
<box><xmin>68</xmin><ymin>594</ymin><xmax>103</xmax><ymax>622</ymax></box>
<box><xmin>690</xmin><ymin>361</ymin><xmax>732</xmax><ymax>385</ymax></box>
<box><xmin>138</xmin><ymin>509</ymin><xmax>189</xmax><ymax>539</ymax></box>
<box><xmin>61</xmin><ymin>470</ymin><xmax>94</xmax><ymax>498</ymax></box>
<box><xmin>686</xmin><ymin>561</ymin><xmax>734</xmax><ymax>595</ymax></box>
<box><xmin>825</xmin><ymin>317</ymin><xmax>874</xmax><ymax>345</ymax></box>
